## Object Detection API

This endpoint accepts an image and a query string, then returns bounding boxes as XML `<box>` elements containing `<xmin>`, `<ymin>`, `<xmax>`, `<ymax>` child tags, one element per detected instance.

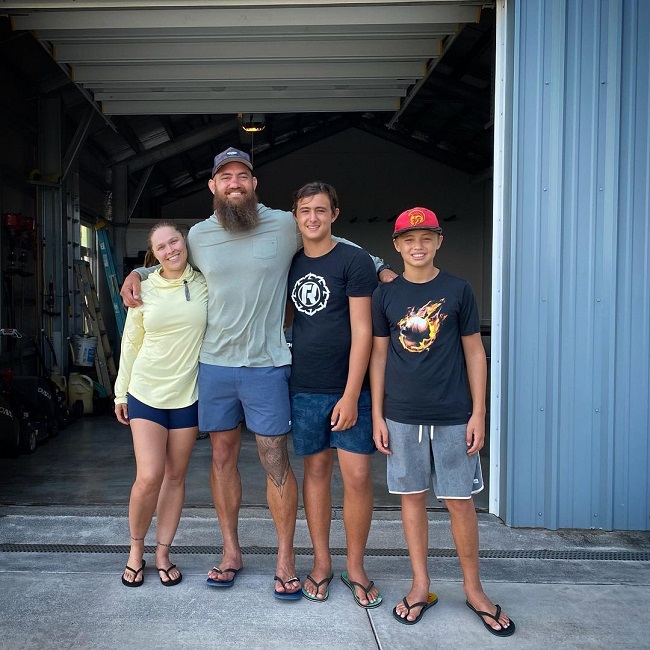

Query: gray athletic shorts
<box><xmin>385</xmin><ymin>418</ymin><xmax>484</xmax><ymax>499</ymax></box>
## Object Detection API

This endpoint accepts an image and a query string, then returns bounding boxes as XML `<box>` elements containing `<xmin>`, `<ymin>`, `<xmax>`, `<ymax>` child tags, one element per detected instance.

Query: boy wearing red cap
<box><xmin>369</xmin><ymin>207</ymin><xmax>515</xmax><ymax>635</ymax></box>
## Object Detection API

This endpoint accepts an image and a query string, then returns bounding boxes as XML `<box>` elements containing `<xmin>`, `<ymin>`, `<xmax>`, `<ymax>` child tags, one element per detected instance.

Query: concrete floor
<box><xmin>0</xmin><ymin>412</ymin><xmax>487</xmax><ymax>511</ymax></box>
<box><xmin>1</xmin><ymin>414</ymin><xmax>649</xmax><ymax>649</ymax></box>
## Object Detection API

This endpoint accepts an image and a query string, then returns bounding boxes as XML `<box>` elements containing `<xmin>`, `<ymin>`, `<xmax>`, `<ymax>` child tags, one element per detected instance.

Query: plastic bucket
<box><xmin>73</xmin><ymin>335</ymin><xmax>98</xmax><ymax>367</ymax></box>
<box><xmin>68</xmin><ymin>372</ymin><xmax>94</xmax><ymax>415</ymax></box>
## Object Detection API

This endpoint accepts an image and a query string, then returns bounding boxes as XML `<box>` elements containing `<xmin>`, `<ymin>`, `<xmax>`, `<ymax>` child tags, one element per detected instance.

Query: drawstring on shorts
<box><xmin>418</xmin><ymin>424</ymin><xmax>434</xmax><ymax>443</ymax></box>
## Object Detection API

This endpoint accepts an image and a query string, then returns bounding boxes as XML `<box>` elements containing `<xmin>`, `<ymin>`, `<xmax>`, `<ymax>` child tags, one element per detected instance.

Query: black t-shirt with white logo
<box><xmin>372</xmin><ymin>271</ymin><xmax>480</xmax><ymax>425</ymax></box>
<box><xmin>289</xmin><ymin>242</ymin><xmax>377</xmax><ymax>393</ymax></box>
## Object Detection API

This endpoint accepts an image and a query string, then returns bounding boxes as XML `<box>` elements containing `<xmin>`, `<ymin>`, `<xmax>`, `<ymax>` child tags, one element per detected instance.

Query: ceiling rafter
<box><xmin>7</xmin><ymin>1</ymin><xmax>482</xmax><ymax>118</ymax></box>
<box><xmin>1</xmin><ymin>3</ymin><xmax>495</xmax><ymax>212</ymax></box>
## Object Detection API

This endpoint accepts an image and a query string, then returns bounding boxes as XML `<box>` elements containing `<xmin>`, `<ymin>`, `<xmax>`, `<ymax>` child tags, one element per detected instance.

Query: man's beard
<box><xmin>213</xmin><ymin>190</ymin><xmax>260</xmax><ymax>233</ymax></box>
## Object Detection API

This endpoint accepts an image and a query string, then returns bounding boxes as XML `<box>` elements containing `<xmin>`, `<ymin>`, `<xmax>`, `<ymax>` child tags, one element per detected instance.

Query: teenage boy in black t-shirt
<box><xmin>288</xmin><ymin>181</ymin><xmax>382</xmax><ymax>608</ymax></box>
<box><xmin>370</xmin><ymin>207</ymin><xmax>515</xmax><ymax>636</ymax></box>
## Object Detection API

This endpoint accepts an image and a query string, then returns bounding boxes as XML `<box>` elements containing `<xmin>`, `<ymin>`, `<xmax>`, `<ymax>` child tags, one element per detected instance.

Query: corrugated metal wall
<box><xmin>503</xmin><ymin>0</ymin><xmax>650</xmax><ymax>529</ymax></box>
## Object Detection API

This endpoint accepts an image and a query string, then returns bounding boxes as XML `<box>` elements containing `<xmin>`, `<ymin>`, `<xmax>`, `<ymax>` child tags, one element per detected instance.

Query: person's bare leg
<box><xmin>206</xmin><ymin>426</ymin><xmax>244</xmax><ymax>582</ymax></box>
<box><xmin>123</xmin><ymin>419</ymin><xmax>167</xmax><ymax>584</ymax></box>
<box><xmin>154</xmin><ymin>426</ymin><xmax>197</xmax><ymax>582</ymax></box>
<box><xmin>337</xmin><ymin>450</ymin><xmax>379</xmax><ymax>605</ymax></box>
<box><xmin>302</xmin><ymin>450</ymin><xmax>335</xmax><ymax>599</ymax></box>
<box><xmin>394</xmin><ymin>491</ymin><xmax>431</xmax><ymax>622</ymax></box>
<box><xmin>256</xmin><ymin>433</ymin><xmax>299</xmax><ymax>594</ymax></box>
<box><xmin>445</xmin><ymin>498</ymin><xmax>512</xmax><ymax>632</ymax></box>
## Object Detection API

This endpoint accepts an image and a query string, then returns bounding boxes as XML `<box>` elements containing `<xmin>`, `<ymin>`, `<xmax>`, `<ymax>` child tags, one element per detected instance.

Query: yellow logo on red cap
<box><xmin>408</xmin><ymin>210</ymin><xmax>426</xmax><ymax>227</ymax></box>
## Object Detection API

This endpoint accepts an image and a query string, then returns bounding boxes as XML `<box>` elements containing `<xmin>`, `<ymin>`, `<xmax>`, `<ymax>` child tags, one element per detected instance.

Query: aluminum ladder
<box><xmin>73</xmin><ymin>260</ymin><xmax>117</xmax><ymax>395</ymax></box>
<box><xmin>96</xmin><ymin>224</ymin><xmax>126</xmax><ymax>337</ymax></box>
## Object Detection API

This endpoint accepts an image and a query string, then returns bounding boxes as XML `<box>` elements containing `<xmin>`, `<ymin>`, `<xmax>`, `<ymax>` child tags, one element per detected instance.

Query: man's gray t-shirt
<box><xmin>187</xmin><ymin>203</ymin><xmax>301</xmax><ymax>368</ymax></box>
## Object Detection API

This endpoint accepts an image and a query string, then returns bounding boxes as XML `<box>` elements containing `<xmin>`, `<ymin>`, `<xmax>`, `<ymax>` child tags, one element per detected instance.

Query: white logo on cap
<box><xmin>227</xmin><ymin>151</ymin><xmax>237</xmax><ymax>156</ymax></box>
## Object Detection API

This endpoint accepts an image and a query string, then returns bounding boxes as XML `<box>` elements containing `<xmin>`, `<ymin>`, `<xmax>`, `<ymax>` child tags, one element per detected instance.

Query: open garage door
<box><xmin>1</xmin><ymin>1</ymin><xmax>497</xmax><ymax>512</ymax></box>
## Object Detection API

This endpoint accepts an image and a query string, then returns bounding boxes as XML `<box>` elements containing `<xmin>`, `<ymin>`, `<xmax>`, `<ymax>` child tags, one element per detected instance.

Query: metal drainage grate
<box><xmin>0</xmin><ymin>544</ymin><xmax>649</xmax><ymax>561</ymax></box>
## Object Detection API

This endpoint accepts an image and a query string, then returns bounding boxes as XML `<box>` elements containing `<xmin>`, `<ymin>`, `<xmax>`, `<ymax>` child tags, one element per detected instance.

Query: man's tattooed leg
<box><xmin>257</xmin><ymin>435</ymin><xmax>290</xmax><ymax>495</ymax></box>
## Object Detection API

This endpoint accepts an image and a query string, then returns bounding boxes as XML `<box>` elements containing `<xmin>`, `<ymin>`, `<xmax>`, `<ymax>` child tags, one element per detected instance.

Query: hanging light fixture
<box><xmin>240</xmin><ymin>113</ymin><xmax>266</xmax><ymax>133</ymax></box>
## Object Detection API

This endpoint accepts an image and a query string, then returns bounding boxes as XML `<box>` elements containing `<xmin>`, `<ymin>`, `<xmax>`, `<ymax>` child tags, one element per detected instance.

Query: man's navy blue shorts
<box><xmin>290</xmin><ymin>390</ymin><xmax>375</xmax><ymax>456</ymax></box>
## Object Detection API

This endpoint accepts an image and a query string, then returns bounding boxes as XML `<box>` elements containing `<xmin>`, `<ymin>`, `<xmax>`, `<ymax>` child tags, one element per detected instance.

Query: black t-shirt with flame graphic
<box><xmin>372</xmin><ymin>271</ymin><xmax>480</xmax><ymax>425</ymax></box>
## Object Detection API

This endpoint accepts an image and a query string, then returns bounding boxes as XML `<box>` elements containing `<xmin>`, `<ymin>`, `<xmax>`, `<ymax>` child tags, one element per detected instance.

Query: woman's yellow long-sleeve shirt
<box><xmin>114</xmin><ymin>264</ymin><xmax>208</xmax><ymax>408</ymax></box>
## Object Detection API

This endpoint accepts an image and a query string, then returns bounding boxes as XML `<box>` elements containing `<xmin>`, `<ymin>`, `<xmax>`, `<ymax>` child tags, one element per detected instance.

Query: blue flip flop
<box><xmin>274</xmin><ymin>575</ymin><xmax>302</xmax><ymax>600</ymax></box>
<box><xmin>302</xmin><ymin>572</ymin><xmax>334</xmax><ymax>602</ymax></box>
<box><xmin>392</xmin><ymin>592</ymin><xmax>438</xmax><ymax>625</ymax></box>
<box><xmin>206</xmin><ymin>566</ymin><xmax>242</xmax><ymax>588</ymax></box>
<box><xmin>341</xmin><ymin>570</ymin><xmax>383</xmax><ymax>609</ymax></box>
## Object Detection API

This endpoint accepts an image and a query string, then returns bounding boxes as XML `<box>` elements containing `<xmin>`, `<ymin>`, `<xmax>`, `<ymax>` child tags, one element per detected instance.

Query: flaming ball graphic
<box><xmin>398</xmin><ymin>300</ymin><xmax>447</xmax><ymax>352</ymax></box>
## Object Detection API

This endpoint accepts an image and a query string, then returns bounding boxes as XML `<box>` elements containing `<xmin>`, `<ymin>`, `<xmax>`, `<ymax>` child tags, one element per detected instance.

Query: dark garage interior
<box><xmin>0</xmin><ymin>2</ymin><xmax>495</xmax><ymax>508</ymax></box>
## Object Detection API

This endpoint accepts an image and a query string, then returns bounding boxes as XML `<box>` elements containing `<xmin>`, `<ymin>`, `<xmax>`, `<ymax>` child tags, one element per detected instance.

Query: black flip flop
<box><xmin>392</xmin><ymin>592</ymin><xmax>438</xmax><ymax>625</ymax></box>
<box><xmin>466</xmin><ymin>600</ymin><xmax>516</xmax><ymax>637</ymax></box>
<box><xmin>122</xmin><ymin>559</ymin><xmax>146</xmax><ymax>587</ymax></box>
<box><xmin>157</xmin><ymin>564</ymin><xmax>182</xmax><ymax>587</ymax></box>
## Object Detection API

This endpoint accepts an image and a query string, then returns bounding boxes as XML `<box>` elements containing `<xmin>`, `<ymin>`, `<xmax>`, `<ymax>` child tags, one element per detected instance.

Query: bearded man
<box><xmin>120</xmin><ymin>147</ymin><xmax>396</xmax><ymax>598</ymax></box>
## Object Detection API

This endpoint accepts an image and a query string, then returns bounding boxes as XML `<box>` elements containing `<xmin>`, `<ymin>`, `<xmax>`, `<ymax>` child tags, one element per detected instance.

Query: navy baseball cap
<box><xmin>211</xmin><ymin>147</ymin><xmax>253</xmax><ymax>177</ymax></box>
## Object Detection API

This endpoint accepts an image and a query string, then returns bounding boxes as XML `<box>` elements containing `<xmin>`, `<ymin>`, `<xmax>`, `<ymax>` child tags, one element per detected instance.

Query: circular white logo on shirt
<box><xmin>291</xmin><ymin>273</ymin><xmax>330</xmax><ymax>316</ymax></box>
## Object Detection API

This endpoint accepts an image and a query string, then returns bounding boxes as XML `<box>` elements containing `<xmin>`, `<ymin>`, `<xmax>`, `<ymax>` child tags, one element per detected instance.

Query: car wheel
<box><xmin>48</xmin><ymin>420</ymin><xmax>60</xmax><ymax>438</ymax></box>
<box><xmin>0</xmin><ymin>396</ymin><xmax>20</xmax><ymax>456</ymax></box>
<box><xmin>20</xmin><ymin>428</ymin><xmax>38</xmax><ymax>454</ymax></box>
